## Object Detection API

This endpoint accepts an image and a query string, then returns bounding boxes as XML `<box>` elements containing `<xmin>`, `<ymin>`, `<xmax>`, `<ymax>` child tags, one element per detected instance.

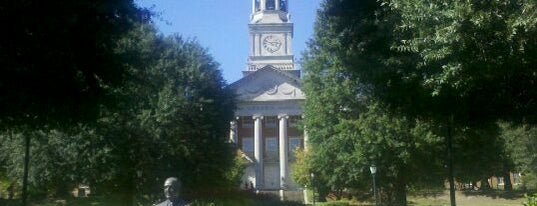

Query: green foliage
<box><xmin>525</xmin><ymin>193</ymin><xmax>537</xmax><ymax>206</ymax></box>
<box><xmin>222</xmin><ymin>153</ymin><xmax>247</xmax><ymax>190</ymax></box>
<box><xmin>500</xmin><ymin>123</ymin><xmax>537</xmax><ymax>172</ymax></box>
<box><xmin>290</xmin><ymin>149</ymin><xmax>313</xmax><ymax>188</ymax></box>
<box><xmin>317</xmin><ymin>201</ymin><xmax>349</xmax><ymax>206</ymax></box>
<box><xmin>78</xmin><ymin>26</ymin><xmax>236</xmax><ymax>204</ymax></box>
<box><xmin>302</xmin><ymin>36</ymin><xmax>446</xmax><ymax>201</ymax></box>
<box><xmin>302</xmin><ymin>3</ymin><xmax>447</xmax><ymax>203</ymax></box>
<box><xmin>0</xmin><ymin>1</ymin><xmax>152</xmax><ymax>203</ymax></box>
<box><xmin>522</xmin><ymin>173</ymin><xmax>537</xmax><ymax>190</ymax></box>
<box><xmin>321</xmin><ymin>0</ymin><xmax>537</xmax><ymax>125</ymax></box>
<box><xmin>0</xmin><ymin>0</ymin><xmax>151</xmax><ymax>125</ymax></box>
<box><xmin>0</xmin><ymin>129</ymin><xmax>84</xmax><ymax>199</ymax></box>
<box><xmin>500</xmin><ymin>122</ymin><xmax>537</xmax><ymax>188</ymax></box>
<box><xmin>302</xmin><ymin>0</ymin><xmax>537</xmax><ymax>204</ymax></box>
<box><xmin>0</xmin><ymin>23</ymin><xmax>237</xmax><ymax>205</ymax></box>
<box><xmin>452</xmin><ymin>124</ymin><xmax>511</xmax><ymax>185</ymax></box>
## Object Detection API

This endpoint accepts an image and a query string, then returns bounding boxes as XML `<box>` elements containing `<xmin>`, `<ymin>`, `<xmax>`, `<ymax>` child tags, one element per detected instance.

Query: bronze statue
<box><xmin>156</xmin><ymin>177</ymin><xmax>190</xmax><ymax>206</ymax></box>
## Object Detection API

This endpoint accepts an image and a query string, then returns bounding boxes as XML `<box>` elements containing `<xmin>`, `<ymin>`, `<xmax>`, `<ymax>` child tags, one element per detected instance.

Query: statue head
<box><xmin>163</xmin><ymin>177</ymin><xmax>181</xmax><ymax>201</ymax></box>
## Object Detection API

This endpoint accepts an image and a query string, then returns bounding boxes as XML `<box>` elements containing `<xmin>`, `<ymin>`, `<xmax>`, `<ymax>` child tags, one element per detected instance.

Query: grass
<box><xmin>0</xmin><ymin>190</ymin><xmax>531</xmax><ymax>206</ymax></box>
<box><xmin>0</xmin><ymin>191</ymin><xmax>301</xmax><ymax>206</ymax></box>
<box><xmin>314</xmin><ymin>190</ymin><xmax>528</xmax><ymax>206</ymax></box>
<box><xmin>0</xmin><ymin>196</ymin><xmax>123</xmax><ymax>206</ymax></box>
<box><xmin>409</xmin><ymin>190</ymin><xmax>526</xmax><ymax>206</ymax></box>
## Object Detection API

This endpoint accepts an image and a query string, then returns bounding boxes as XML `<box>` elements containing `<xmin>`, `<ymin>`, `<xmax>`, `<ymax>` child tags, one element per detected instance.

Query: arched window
<box><xmin>280</xmin><ymin>0</ymin><xmax>287</xmax><ymax>12</ymax></box>
<box><xmin>266</xmin><ymin>0</ymin><xmax>275</xmax><ymax>10</ymax></box>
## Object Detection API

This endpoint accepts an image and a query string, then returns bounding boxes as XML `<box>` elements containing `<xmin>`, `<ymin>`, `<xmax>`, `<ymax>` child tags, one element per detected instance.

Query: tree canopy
<box><xmin>300</xmin><ymin>0</ymin><xmax>537</xmax><ymax>205</ymax></box>
<box><xmin>321</xmin><ymin>0</ymin><xmax>537</xmax><ymax>125</ymax></box>
<box><xmin>0</xmin><ymin>0</ymin><xmax>151</xmax><ymax>125</ymax></box>
<box><xmin>0</xmin><ymin>24</ymin><xmax>238</xmax><ymax>205</ymax></box>
<box><xmin>0</xmin><ymin>1</ymin><xmax>239</xmax><ymax>205</ymax></box>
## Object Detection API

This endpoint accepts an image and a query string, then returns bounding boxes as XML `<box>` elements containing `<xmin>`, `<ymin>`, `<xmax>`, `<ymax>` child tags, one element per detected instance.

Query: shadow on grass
<box><xmin>0</xmin><ymin>199</ymin><xmax>18</xmax><ymax>206</ymax></box>
<box><xmin>1</xmin><ymin>191</ymin><xmax>304</xmax><ymax>206</ymax></box>
<box><xmin>408</xmin><ymin>189</ymin><xmax>445</xmax><ymax>198</ymax></box>
<box><xmin>461</xmin><ymin>190</ymin><xmax>527</xmax><ymax>200</ymax></box>
<box><xmin>190</xmin><ymin>190</ymin><xmax>303</xmax><ymax>206</ymax></box>
<box><xmin>0</xmin><ymin>196</ymin><xmax>123</xmax><ymax>206</ymax></box>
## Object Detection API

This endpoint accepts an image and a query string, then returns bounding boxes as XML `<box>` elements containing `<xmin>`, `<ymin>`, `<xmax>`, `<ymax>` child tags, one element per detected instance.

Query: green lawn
<box><xmin>315</xmin><ymin>190</ymin><xmax>528</xmax><ymax>206</ymax></box>
<box><xmin>408</xmin><ymin>190</ymin><xmax>526</xmax><ymax>206</ymax></box>
<box><xmin>0</xmin><ymin>190</ymin><xmax>530</xmax><ymax>206</ymax></box>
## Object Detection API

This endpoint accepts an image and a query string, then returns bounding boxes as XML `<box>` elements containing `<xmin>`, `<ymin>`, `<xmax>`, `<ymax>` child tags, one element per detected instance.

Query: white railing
<box><xmin>248</xmin><ymin>63</ymin><xmax>295</xmax><ymax>71</ymax></box>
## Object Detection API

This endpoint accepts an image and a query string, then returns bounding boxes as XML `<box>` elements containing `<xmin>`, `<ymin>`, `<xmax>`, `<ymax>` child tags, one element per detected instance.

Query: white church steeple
<box><xmin>246</xmin><ymin>0</ymin><xmax>299</xmax><ymax>77</ymax></box>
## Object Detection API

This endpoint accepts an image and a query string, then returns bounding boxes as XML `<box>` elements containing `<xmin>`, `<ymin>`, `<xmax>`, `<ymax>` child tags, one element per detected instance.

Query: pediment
<box><xmin>230</xmin><ymin>66</ymin><xmax>304</xmax><ymax>102</ymax></box>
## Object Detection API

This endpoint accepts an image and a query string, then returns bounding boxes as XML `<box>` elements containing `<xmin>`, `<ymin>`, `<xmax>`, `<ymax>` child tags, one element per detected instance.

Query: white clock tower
<box><xmin>229</xmin><ymin>0</ymin><xmax>306</xmax><ymax>202</ymax></box>
<box><xmin>246</xmin><ymin>0</ymin><xmax>299</xmax><ymax>77</ymax></box>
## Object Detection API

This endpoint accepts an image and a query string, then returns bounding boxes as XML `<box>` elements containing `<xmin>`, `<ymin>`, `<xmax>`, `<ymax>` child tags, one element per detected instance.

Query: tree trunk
<box><xmin>316</xmin><ymin>185</ymin><xmax>329</xmax><ymax>202</ymax></box>
<box><xmin>503</xmin><ymin>171</ymin><xmax>513</xmax><ymax>191</ymax></box>
<box><xmin>54</xmin><ymin>181</ymin><xmax>71</xmax><ymax>198</ymax></box>
<box><xmin>22</xmin><ymin>134</ymin><xmax>31</xmax><ymax>206</ymax></box>
<box><xmin>120</xmin><ymin>178</ymin><xmax>134</xmax><ymax>206</ymax></box>
<box><xmin>394</xmin><ymin>180</ymin><xmax>407</xmax><ymax>206</ymax></box>
<box><xmin>480</xmin><ymin>176</ymin><xmax>491</xmax><ymax>191</ymax></box>
<box><xmin>447</xmin><ymin>118</ymin><xmax>457</xmax><ymax>206</ymax></box>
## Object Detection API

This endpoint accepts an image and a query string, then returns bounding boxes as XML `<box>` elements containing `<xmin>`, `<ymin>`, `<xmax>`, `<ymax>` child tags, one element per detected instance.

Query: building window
<box><xmin>266</xmin><ymin>116</ymin><xmax>277</xmax><ymax>128</ymax></box>
<box><xmin>280</xmin><ymin>0</ymin><xmax>287</xmax><ymax>12</ymax></box>
<box><xmin>242</xmin><ymin>138</ymin><xmax>254</xmax><ymax>158</ymax></box>
<box><xmin>288</xmin><ymin>137</ymin><xmax>302</xmax><ymax>161</ymax></box>
<box><xmin>255</xmin><ymin>0</ymin><xmax>260</xmax><ymax>11</ymax></box>
<box><xmin>242</xmin><ymin>117</ymin><xmax>253</xmax><ymax>128</ymax></box>
<box><xmin>266</xmin><ymin>0</ymin><xmax>275</xmax><ymax>10</ymax></box>
<box><xmin>265</xmin><ymin>137</ymin><xmax>278</xmax><ymax>162</ymax></box>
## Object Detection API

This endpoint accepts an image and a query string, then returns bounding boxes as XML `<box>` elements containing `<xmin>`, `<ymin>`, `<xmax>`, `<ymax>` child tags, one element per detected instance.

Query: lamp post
<box><xmin>310</xmin><ymin>173</ymin><xmax>315</xmax><ymax>206</ymax></box>
<box><xmin>370</xmin><ymin>165</ymin><xmax>378</xmax><ymax>206</ymax></box>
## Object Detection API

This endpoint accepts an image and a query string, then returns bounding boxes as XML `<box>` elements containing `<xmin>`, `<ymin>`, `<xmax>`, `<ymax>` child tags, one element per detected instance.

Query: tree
<box><xmin>308</xmin><ymin>0</ymin><xmax>537</xmax><ymax>205</ymax></box>
<box><xmin>0</xmin><ymin>0</ymin><xmax>151</xmax><ymax>125</ymax></box>
<box><xmin>451</xmin><ymin>124</ymin><xmax>511</xmax><ymax>191</ymax></box>
<box><xmin>0</xmin><ymin>128</ymin><xmax>85</xmax><ymax>199</ymax></box>
<box><xmin>69</xmin><ymin>26</ymin><xmax>237</xmax><ymax>205</ymax></box>
<box><xmin>301</xmin><ymin>18</ymin><xmax>446</xmax><ymax>203</ymax></box>
<box><xmin>0</xmin><ymin>22</ymin><xmax>237</xmax><ymax>206</ymax></box>
<box><xmin>0</xmin><ymin>1</ymin><xmax>150</xmax><ymax>204</ymax></box>
<box><xmin>500</xmin><ymin>123</ymin><xmax>537</xmax><ymax>190</ymax></box>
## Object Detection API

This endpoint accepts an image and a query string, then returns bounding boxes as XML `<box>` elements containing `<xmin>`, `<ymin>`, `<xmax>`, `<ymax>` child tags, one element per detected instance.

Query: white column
<box><xmin>256</xmin><ymin>33</ymin><xmax>261</xmax><ymax>56</ymax></box>
<box><xmin>253</xmin><ymin>115</ymin><xmax>264</xmax><ymax>189</ymax></box>
<box><xmin>275</xmin><ymin>0</ymin><xmax>280</xmax><ymax>10</ymax></box>
<box><xmin>284</xmin><ymin>33</ymin><xmax>288</xmax><ymax>55</ymax></box>
<box><xmin>229</xmin><ymin>119</ymin><xmax>238</xmax><ymax>145</ymax></box>
<box><xmin>252</xmin><ymin>0</ymin><xmax>256</xmax><ymax>13</ymax></box>
<box><xmin>260</xmin><ymin>0</ymin><xmax>266</xmax><ymax>10</ymax></box>
<box><xmin>286</xmin><ymin>32</ymin><xmax>292</xmax><ymax>55</ymax></box>
<box><xmin>278</xmin><ymin>114</ymin><xmax>288</xmax><ymax>190</ymax></box>
<box><xmin>257</xmin><ymin>34</ymin><xmax>262</xmax><ymax>56</ymax></box>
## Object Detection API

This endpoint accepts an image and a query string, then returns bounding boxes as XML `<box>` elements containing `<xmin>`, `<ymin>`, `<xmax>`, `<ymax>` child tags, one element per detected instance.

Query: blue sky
<box><xmin>135</xmin><ymin>0</ymin><xmax>323</xmax><ymax>83</ymax></box>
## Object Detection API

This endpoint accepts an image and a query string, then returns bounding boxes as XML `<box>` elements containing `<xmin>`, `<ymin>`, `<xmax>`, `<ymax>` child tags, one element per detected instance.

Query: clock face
<box><xmin>262</xmin><ymin>35</ymin><xmax>283</xmax><ymax>53</ymax></box>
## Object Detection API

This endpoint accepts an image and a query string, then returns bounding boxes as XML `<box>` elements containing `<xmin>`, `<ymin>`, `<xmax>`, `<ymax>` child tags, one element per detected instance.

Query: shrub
<box><xmin>525</xmin><ymin>193</ymin><xmax>537</xmax><ymax>206</ymax></box>
<box><xmin>523</xmin><ymin>172</ymin><xmax>537</xmax><ymax>190</ymax></box>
